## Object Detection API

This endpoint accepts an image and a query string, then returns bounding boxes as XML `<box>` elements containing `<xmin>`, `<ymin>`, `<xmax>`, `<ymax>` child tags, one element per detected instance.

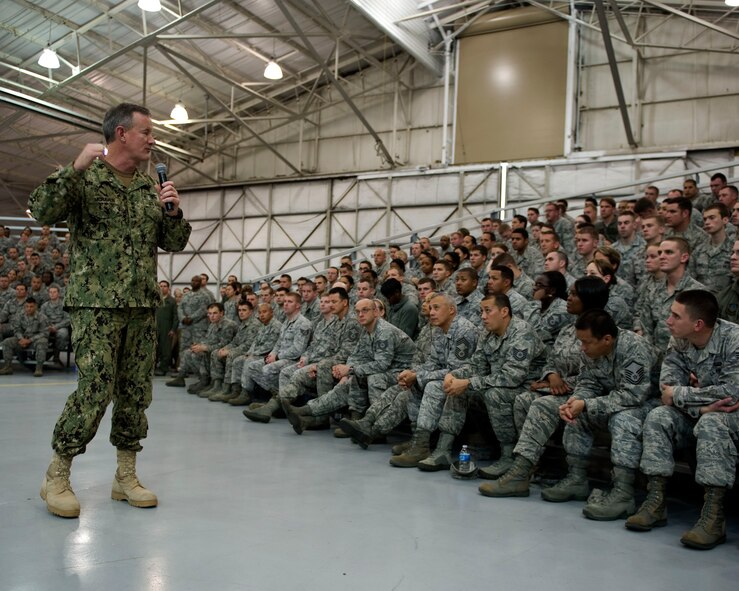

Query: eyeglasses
<box><xmin>533</xmin><ymin>282</ymin><xmax>549</xmax><ymax>290</ymax></box>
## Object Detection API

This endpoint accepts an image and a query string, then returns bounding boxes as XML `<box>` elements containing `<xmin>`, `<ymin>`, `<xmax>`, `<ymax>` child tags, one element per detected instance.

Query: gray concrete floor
<box><xmin>1</xmin><ymin>371</ymin><xmax>738</xmax><ymax>591</ymax></box>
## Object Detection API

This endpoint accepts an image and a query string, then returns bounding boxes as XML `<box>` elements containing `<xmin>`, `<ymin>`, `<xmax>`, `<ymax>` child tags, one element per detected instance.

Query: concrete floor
<box><xmin>1</xmin><ymin>371</ymin><xmax>738</xmax><ymax>591</ymax></box>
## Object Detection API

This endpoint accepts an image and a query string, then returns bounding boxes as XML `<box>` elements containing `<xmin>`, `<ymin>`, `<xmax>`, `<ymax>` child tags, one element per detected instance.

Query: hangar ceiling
<box><xmin>0</xmin><ymin>0</ymin><xmax>736</xmax><ymax>218</ymax></box>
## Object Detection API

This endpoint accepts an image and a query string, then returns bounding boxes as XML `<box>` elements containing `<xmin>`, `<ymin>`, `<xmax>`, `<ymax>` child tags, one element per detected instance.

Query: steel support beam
<box><xmin>273</xmin><ymin>0</ymin><xmax>396</xmax><ymax>168</ymax></box>
<box><xmin>641</xmin><ymin>0</ymin><xmax>739</xmax><ymax>43</ymax></box>
<box><xmin>157</xmin><ymin>45</ymin><xmax>302</xmax><ymax>176</ymax></box>
<box><xmin>593</xmin><ymin>0</ymin><xmax>638</xmax><ymax>148</ymax></box>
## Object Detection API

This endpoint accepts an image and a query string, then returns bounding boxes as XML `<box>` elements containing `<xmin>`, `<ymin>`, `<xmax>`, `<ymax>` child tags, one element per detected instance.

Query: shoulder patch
<box><xmin>454</xmin><ymin>336</ymin><xmax>474</xmax><ymax>360</ymax></box>
<box><xmin>623</xmin><ymin>360</ymin><xmax>645</xmax><ymax>385</ymax></box>
<box><xmin>510</xmin><ymin>347</ymin><xmax>528</xmax><ymax>362</ymax></box>
<box><xmin>376</xmin><ymin>340</ymin><xmax>388</xmax><ymax>351</ymax></box>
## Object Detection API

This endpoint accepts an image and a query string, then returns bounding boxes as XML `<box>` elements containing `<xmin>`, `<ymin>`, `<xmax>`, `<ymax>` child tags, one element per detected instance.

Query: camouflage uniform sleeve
<box><xmin>352</xmin><ymin>324</ymin><xmax>398</xmax><ymax>378</ymax></box>
<box><xmin>468</xmin><ymin>341</ymin><xmax>536</xmax><ymax>391</ymax></box>
<box><xmin>28</xmin><ymin>165</ymin><xmax>83</xmax><ymax>225</ymax></box>
<box><xmin>583</xmin><ymin>334</ymin><xmax>652</xmax><ymax>419</ymax></box>
<box><xmin>277</xmin><ymin>317</ymin><xmax>313</xmax><ymax>360</ymax></box>
<box><xmin>30</xmin><ymin>313</ymin><xmax>50</xmax><ymax>345</ymax></box>
<box><xmin>451</xmin><ymin>332</ymin><xmax>489</xmax><ymax>382</ymax></box>
<box><xmin>415</xmin><ymin>329</ymin><xmax>444</xmax><ymax>388</ymax></box>
<box><xmin>325</xmin><ymin>318</ymin><xmax>361</xmax><ymax>365</ymax></box>
<box><xmin>671</xmin><ymin>331</ymin><xmax>739</xmax><ymax>413</ymax></box>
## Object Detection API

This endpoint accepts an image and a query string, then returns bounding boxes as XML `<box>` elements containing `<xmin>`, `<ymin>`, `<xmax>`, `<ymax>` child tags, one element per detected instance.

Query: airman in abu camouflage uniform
<box><xmin>0</xmin><ymin>298</ymin><xmax>48</xmax><ymax>376</ymax></box>
<box><xmin>640</xmin><ymin>238</ymin><xmax>705</xmax><ymax>360</ymax></box>
<box><xmin>239</xmin><ymin>293</ymin><xmax>312</xmax><ymax>405</ymax></box>
<box><xmin>40</xmin><ymin>285</ymin><xmax>70</xmax><ymax>363</ymax></box>
<box><xmin>178</xmin><ymin>275</ymin><xmax>213</xmax><ymax>352</ymax></box>
<box><xmin>481</xmin><ymin>310</ymin><xmax>655</xmax><ymax>522</ymax></box>
<box><xmin>439</xmin><ymin>294</ymin><xmax>546</xmax><ymax>480</ymax></box>
<box><xmin>627</xmin><ymin>290</ymin><xmax>739</xmax><ymax>550</ymax></box>
<box><xmin>228</xmin><ymin>305</ymin><xmax>283</xmax><ymax>406</ymax></box>
<box><xmin>30</xmin><ymin>103</ymin><xmax>192</xmax><ymax>518</ymax></box>
<box><xmin>284</xmin><ymin>300</ymin><xmax>415</xmax><ymax>434</ymax></box>
<box><xmin>688</xmin><ymin>204</ymin><xmax>732</xmax><ymax>294</ymax></box>
<box><xmin>339</xmin><ymin>314</ymin><xmax>435</xmax><ymax>451</ymax></box>
<box><xmin>245</xmin><ymin>293</ymin><xmax>337</xmax><ymax>422</ymax></box>
<box><xmin>166</xmin><ymin>302</ymin><xmax>237</xmax><ymax>394</ymax></box>
<box><xmin>389</xmin><ymin>294</ymin><xmax>479</xmax><ymax>470</ymax></box>
<box><xmin>206</xmin><ymin>301</ymin><xmax>262</xmax><ymax>401</ymax></box>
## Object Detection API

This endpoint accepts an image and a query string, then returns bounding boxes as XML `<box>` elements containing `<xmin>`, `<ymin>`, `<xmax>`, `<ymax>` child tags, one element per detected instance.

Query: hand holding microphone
<box><xmin>155</xmin><ymin>163</ymin><xmax>178</xmax><ymax>214</ymax></box>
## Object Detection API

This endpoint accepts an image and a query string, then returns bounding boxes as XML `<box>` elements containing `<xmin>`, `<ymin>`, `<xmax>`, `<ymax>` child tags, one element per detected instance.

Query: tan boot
<box><xmin>111</xmin><ymin>449</ymin><xmax>158</xmax><ymax>508</ymax></box>
<box><xmin>40</xmin><ymin>453</ymin><xmax>80</xmax><ymax>518</ymax></box>
<box><xmin>34</xmin><ymin>363</ymin><xmax>43</xmax><ymax>377</ymax></box>
<box><xmin>389</xmin><ymin>429</ymin><xmax>431</xmax><ymax>467</ymax></box>
<box><xmin>680</xmin><ymin>487</ymin><xmax>727</xmax><ymax>550</ymax></box>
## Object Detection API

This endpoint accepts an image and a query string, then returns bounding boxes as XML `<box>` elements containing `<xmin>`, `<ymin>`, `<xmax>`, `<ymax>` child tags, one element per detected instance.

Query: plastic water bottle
<box><xmin>458</xmin><ymin>445</ymin><xmax>471</xmax><ymax>473</ymax></box>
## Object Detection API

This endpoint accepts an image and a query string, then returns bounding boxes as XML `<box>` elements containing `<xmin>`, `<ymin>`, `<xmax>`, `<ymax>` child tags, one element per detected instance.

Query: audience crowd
<box><xmin>3</xmin><ymin>172</ymin><xmax>738</xmax><ymax>550</ymax></box>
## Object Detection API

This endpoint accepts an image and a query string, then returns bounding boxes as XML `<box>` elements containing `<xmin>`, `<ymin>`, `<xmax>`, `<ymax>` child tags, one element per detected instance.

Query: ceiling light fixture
<box><xmin>138</xmin><ymin>0</ymin><xmax>162</xmax><ymax>11</ymax></box>
<box><xmin>263</xmin><ymin>60</ymin><xmax>283</xmax><ymax>80</ymax></box>
<box><xmin>170</xmin><ymin>102</ymin><xmax>189</xmax><ymax>122</ymax></box>
<box><xmin>38</xmin><ymin>46</ymin><xmax>60</xmax><ymax>69</ymax></box>
<box><xmin>726</xmin><ymin>0</ymin><xmax>739</xmax><ymax>6</ymax></box>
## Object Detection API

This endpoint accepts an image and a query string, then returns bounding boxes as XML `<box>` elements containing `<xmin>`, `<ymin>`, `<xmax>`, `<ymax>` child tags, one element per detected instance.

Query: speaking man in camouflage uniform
<box><xmin>284</xmin><ymin>298</ymin><xmax>415</xmax><ymax>435</ymax></box>
<box><xmin>626</xmin><ymin>290</ymin><xmax>739</xmax><ymax>550</ymax></box>
<box><xmin>178</xmin><ymin>275</ymin><xmax>212</xmax><ymax>354</ymax></box>
<box><xmin>438</xmin><ymin>294</ymin><xmax>546</xmax><ymax>479</ymax></box>
<box><xmin>29</xmin><ymin>102</ymin><xmax>192</xmax><ymax>518</ymax></box>
<box><xmin>0</xmin><ymin>297</ymin><xmax>49</xmax><ymax>376</ymax></box>
<box><xmin>40</xmin><ymin>284</ymin><xmax>70</xmax><ymax>365</ymax></box>
<box><xmin>244</xmin><ymin>292</ymin><xmax>335</xmax><ymax>423</ymax></box>
<box><xmin>228</xmin><ymin>304</ymin><xmax>283</xmax><ymax>406</ymax></box>
<box><xmin>239</xmin><ymin>292</ymin><xmax>312</xmax><ymax>406</ymax></box>
<box><xmin>206</xmin><ymin>301</ymin><xmax>262</xmax><ymax>401</ymax></box>
<box><xmin>166</xmin><ymin>302</ymin><xmax>237</xmax><ymax>394</ymax></box>
<box><xmin>389</xmin><ymin>293</ymin><xmax>479</xmax><ymax>470</ymax></box>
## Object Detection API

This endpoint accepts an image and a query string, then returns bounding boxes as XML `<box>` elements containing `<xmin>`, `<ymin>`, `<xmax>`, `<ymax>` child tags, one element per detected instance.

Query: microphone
<box><xmin>155</xmin><ymin>163</ymin><xmax>174</xmax><ymax>212</ymax></box>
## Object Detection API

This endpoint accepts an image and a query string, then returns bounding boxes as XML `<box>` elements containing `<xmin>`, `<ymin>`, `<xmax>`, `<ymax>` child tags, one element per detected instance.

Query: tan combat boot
<box><xmin>389</xmin><ymin>429</ymin><xmax>431</xmax><ymax>467</ymax></box>
<box><xmin>40</xmin><ymin>453</ymin><xmax>80</xmax><ymax>518</ymax></box>
<box><xmin>626</xmin><ymin>475</ymin><xmax>668</xmax><ymax>531</ymax></box>
<box><xmin>479</xmin><ymin>455</ymin><xmax>535</xmax><ymax>498</ymax></box>
<box><xmin>34</xmin><ymin>362</ymin><xmax>44</xmax><ymax>377</ymax></box>
<box><xmin>111</xmin><ymin>450</ymin><xmax>158</xmax><ymax>508</ymax></box>
<box><xmin>680</xmin><ymin>486</ymin><xmax>727</xmax><ymax>550</ymax></box>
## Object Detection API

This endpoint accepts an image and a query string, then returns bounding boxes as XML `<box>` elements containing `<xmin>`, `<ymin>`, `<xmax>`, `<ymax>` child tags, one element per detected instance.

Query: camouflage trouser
<box><xmin>179</xmin><ymin>322</ymin><xmax>207</xmax><ymax>352</ymax></box>
<box><xmin>479</xmin><ymin>386</ymin><xmax>530</xmax><ymax>445</ymax></box>
<box><xmin>209</xmin><ymin>348</ymin><xmax>241</xmax><ymax>382</ymax></box>
<box><xmin>563</xmin><ymin>399</ymin><xmax>659</xmax><ymax>469</ymax></box>
<box><xmin>368</xmin><ymin>383</ymin><xmax>414</xmax><ymax>434</ymax></box>
<box><xmin>230</xmin><ymin>354</ymin><xmax>254</xmax><ymax>385</ymax></box>
<box><xmin>642</xmin><ymin>405</ymin><xmax>739</xmax><ymax>487</ymax></box>
<box><xmin>417</xmin><ymin>381</ymin><xmax>467</xmax><ymax>435</ymax></box>
<box><xmin>694</xmin><ymin>412</ymin><xmax>739</xmax><ymax>488</ymax></box>
<box><xmin>640</xmin><ymin>405</ymin><xmax>696</xmax><ymax>477</ymax></box>
<box><xmin>316</xmin><ymin>359</ymin><xmax>338</xmax><ymax>397</ymax></box>
<box><xmin>51</xmin><ymin>327</ymin><xmax>70</xmax><ymax>354</ymax></box>
<box><xmin>52</xmin><ymin>307</ymin><xmax>155</xmax><ymax>457</ymax></box>
<box><xmin>242</xmin><ymin>358</ymin><xmax>293</xmax><ymax>395</ymax></box>
<box><xmin>179</xmin><ymin>348</ymin><xmax>210</xmax><ymax>378</ymax></box>
<box><xmin>513</xmin><ymin>394</ymin><xmax>569</xmax><ymax>464</ymax></box>
<box><xmin>2</xmin><ymin>335</ymin><xmax>48</xmax><ymax>364</ymax></box>
<box><xmin>308</xmin><ymin>372</ymin><xmax>396</xmax><ymax>416</ymax></box>
<box><xmin>279</xmin><ymin>364</ymin><xmax>316</xmax><ymax>401</ymax></box>
<box><xmin>513</xmin><ymin>391</ymin><xmax>543</xmax><ymax>434</ymax></box>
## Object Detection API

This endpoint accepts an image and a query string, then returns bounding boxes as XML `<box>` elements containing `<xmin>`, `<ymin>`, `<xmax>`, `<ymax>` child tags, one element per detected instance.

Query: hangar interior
<box><xmin>0</xmin><ymin>3</ymin><xmax>738</xmax><ymax>590</ymax></box>
<box><xmin>0</xmin><ymin>0</ymin><xmax>737</xmax><ymax>285</ymax></box>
